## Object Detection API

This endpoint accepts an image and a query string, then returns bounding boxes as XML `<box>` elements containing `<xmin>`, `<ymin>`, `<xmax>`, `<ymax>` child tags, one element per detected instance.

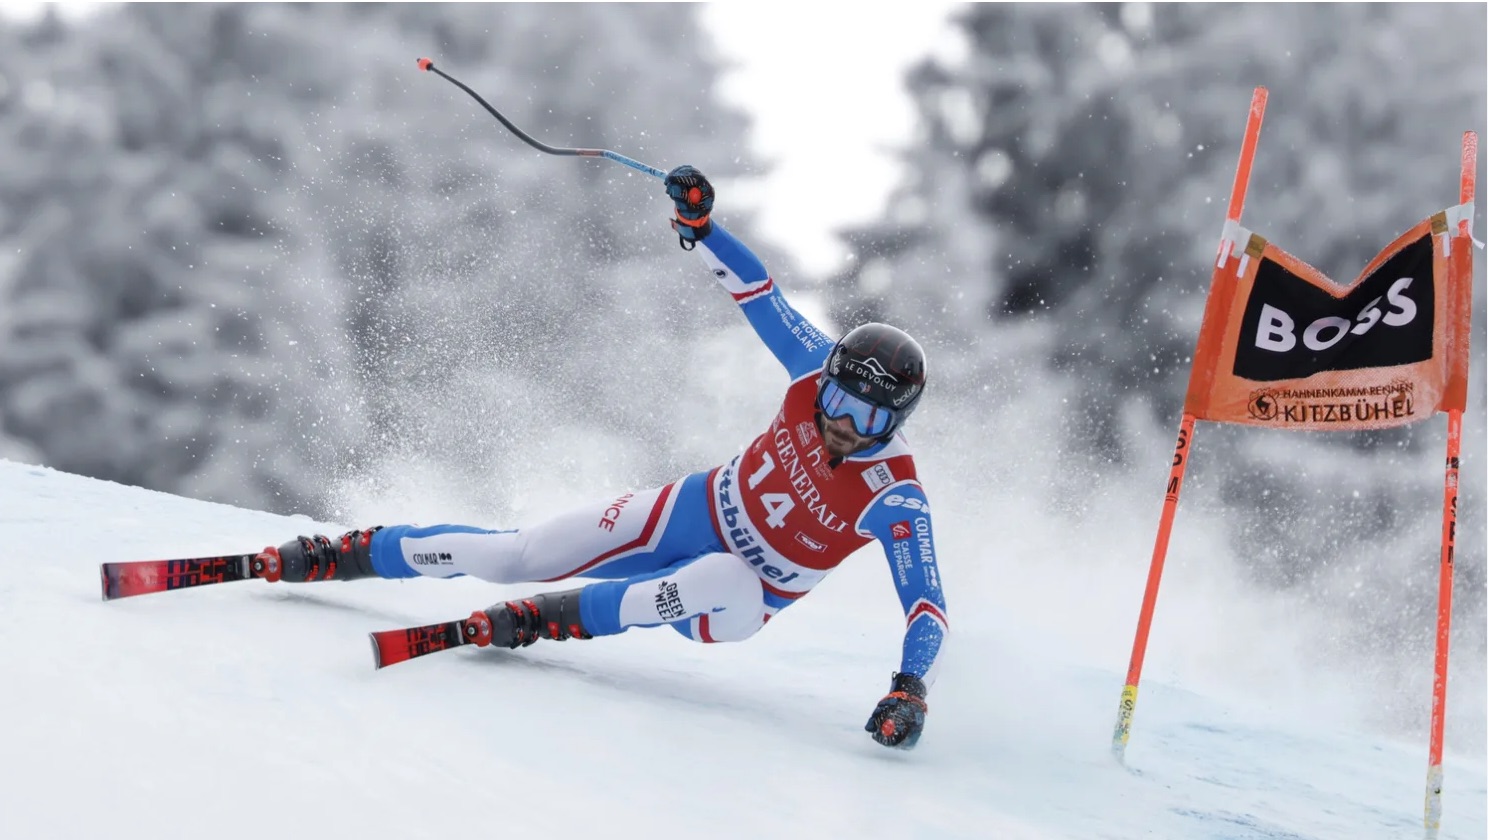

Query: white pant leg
<box><xmin>616</xmin><ymin>552</ymin><xmax>767</xmax><ymax>642</ymax></box>
<box><xmin>387</xmin><ymin>482</ymin><xmax>684</xmax><ymax>584</ymax></box>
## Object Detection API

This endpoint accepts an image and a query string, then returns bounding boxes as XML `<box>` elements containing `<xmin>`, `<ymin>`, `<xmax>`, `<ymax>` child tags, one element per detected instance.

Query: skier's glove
<box><xmin>664</xmin><ymin>164</ymin><xmax>714</xmax><ymax>249</ymax></box>
<box><xmin>864</xmin><ymin>672</ymin><xmax>928</xmax><ymax>749</ymax></box>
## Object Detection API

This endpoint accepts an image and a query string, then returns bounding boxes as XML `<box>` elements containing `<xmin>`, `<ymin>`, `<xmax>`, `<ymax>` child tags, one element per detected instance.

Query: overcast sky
<box><xmin>699</xmin><ymin>4</ymin><xmax>963</xmax><ymax>276</ymax></box>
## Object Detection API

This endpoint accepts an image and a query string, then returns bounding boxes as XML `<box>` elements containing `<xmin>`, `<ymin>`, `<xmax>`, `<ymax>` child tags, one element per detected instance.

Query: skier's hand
<box><xmin>664</xmin><ymin>164</ymin><xmax>714</xmax><ymax>246</ymax></box>
<box><xmin>864</xmin><ymin>672</ymin><xmax>928</xmax><ymax>749</ymax></box>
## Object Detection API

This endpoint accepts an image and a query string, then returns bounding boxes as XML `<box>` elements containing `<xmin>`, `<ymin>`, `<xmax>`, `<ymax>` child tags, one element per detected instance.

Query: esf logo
<box><xmin>1234</xmin><ymin>235</ymin><xmax>1434</xmax><ymax>382</ymax></box>
<box><xmin>883</xmin><ymin>494</ymin><xmax>930</xmax><ymax>515</ymax></box>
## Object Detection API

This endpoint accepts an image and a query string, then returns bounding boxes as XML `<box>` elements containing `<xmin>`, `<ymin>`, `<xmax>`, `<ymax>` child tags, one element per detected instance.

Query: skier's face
<box><xmin>821</xmin><ymin>413</ymin><xmax>874</xmax><ymax>458</ymax></box>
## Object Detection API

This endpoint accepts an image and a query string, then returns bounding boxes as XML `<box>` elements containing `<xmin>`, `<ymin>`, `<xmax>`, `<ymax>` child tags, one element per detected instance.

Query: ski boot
<box><xmin>253</xmin><ymin>527</ymin><xmax>383</xmax><ymax>583</ymax></box>
<box><xmin>468</xmin><ymin>588</ymin><xmax>592</xmax><ymax>649</ymax></box>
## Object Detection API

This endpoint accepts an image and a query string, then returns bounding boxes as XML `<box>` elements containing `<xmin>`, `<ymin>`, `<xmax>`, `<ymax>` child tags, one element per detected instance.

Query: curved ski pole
<box><xmin>416</xmin><ymin>57</ymin><xmax>667</xmax><ymax>180</ymax></box>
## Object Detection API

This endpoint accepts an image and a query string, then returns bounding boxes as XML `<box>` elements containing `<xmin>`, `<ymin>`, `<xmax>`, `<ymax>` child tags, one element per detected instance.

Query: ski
<box><xmin>100</xmin><ymin>553</ymin><xmax>266</xmax><ymax>601</ymax></box>
<box><xmin>369</xmin><ymin>610</ymin><xmax>494</xmax><ymax>670</ymax></box>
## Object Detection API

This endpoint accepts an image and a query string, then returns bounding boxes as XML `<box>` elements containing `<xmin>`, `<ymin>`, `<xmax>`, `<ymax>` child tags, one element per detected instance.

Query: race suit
<box><xmin>366</xmin><ymin>223</ymin><xmax>949</xmax><ymax>685</ymax></box>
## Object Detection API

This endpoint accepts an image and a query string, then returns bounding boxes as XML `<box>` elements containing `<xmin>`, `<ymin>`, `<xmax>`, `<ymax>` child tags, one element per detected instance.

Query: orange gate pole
<box><xmin>1112</xmin><ymin>87</ymin><xmax>1268</xmax><ymax>762</ymax></box>
<box><xmin>1424</xmin><ymin>411</ymin><xmax>1462</xmax><ymax>839</ymax></box>
<box><xmin>1424</xmin><ymin>129</ymin><xmax>1476</xmax><ymax>840</ymax></box>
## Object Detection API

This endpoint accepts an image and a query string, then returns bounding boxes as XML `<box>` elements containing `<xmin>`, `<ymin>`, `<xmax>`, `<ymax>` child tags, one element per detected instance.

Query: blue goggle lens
<box><xmin>819</xmin><ymin>379</ymin><xmax>894</xmax><ymax>437</ymax></box>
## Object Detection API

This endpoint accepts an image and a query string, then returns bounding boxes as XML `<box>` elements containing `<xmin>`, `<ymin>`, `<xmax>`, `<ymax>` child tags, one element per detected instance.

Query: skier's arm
<box><xmin>692</xmin><ymin>224</ymin><xmax>833</xmax><ymax>377</ymax></box>
<box><xmin>664</xmin><ymin>166</ymin><xmax>831</xmax><ymax>378</ymax></box>
<box><xmin>856</xmin><ymin>482</ymin><xmax>948</xmax><ymax>748</ymax></box>
<box><xmin>860</xmin><ymin>483</ymin><xmax>949</xmax><ymax>685</ymax></box>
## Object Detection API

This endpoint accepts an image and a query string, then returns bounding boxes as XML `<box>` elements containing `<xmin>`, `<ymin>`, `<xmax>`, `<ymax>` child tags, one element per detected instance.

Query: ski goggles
<box><xmin>818</xmin><ymin>378</ymin><xmax>896</xmax><ymax>438</ymax></box>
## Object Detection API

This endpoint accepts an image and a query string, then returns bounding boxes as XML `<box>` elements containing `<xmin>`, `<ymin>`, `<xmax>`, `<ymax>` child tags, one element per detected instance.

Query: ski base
<box><xmin>100</xmin><ymin>554</ymin><xmax>263</xmax><ymax>601</ymax></box>
<box><xmin>370</xmin><ymin>611</ymin><xmax>494</xmax><ymax>669</ymax></box>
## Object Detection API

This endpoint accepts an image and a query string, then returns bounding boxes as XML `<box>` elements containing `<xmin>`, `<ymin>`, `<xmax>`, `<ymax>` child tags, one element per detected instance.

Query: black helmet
<box><xmin>817</xmin><ymin>322</ymin><xmax>927</xmax><ymax>440</ymax></box>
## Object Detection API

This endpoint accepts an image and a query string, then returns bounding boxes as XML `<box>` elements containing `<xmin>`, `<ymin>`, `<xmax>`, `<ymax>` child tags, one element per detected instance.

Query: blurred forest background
<box><xmin>0</xmin><ymin>3</ymin><xmax>1483</xmax><ymax>745</ymax></box>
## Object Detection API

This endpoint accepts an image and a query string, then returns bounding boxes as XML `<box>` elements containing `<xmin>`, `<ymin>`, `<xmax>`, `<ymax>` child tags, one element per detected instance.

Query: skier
<box><xmin>256</xmin><ymin>166</ymin><xmax>949</xmax><ymax>749</ymax></box>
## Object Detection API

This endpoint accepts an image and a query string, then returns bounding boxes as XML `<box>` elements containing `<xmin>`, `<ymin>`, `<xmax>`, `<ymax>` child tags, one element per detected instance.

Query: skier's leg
<box><xmin>583</xmin><ymin>551</ymin><xmax>765</xmax><ymax>637</ymax></box>
<box><xmin>477</xmin><ymin>551</ymin><xmax>767</xmax><ymax>649</ymax></box>
<box><xmin>668</xmin><ymin>580</ymin><xmax>771</xmax><ymax>643</ymax></box>
<box><xmin>370</xmin><ymin>488</ymin><xmax>675</xmax><ymax>584</ymax></box>
<box><xmin>263</xmin><ymin>469</ymin><xmax>722</xmax><ymax>586</ymax></box>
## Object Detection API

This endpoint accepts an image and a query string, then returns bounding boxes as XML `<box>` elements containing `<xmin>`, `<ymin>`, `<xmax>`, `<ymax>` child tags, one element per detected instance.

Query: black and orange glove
<box><xmin>664</xmin><ymin>164</ymin><xmax>714</xmax><ymax>248</ymax></box>
<box><xmin>864</xmin><ymin>672</ymin><xmax>928</xmax><ymax>749</ymax></box>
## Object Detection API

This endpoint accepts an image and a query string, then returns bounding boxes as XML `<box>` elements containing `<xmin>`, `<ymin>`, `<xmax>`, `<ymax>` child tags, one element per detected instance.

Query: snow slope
<box><xmin>1</xmin><ymin>458</ymin><xmax>1483</xmax><ymax>840</ymax></box>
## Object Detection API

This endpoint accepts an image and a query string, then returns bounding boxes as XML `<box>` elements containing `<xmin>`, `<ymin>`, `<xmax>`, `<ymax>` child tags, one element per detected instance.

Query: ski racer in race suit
<box><xmin>256</xmin><ymin>166</ymin><xmax>949</xmax><ymax>749</ymax></box>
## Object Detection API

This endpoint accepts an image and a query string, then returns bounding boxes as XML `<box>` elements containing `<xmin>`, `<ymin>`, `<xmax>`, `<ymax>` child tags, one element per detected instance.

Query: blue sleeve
<box><xmin>690</xmin><ymin>223</ymin><xmax>834</xmax><ymax>379</ymax></box>
<box><xmin>857</xmin><ymin>482</ymin><xmax>949</xmax><ymax>689</ymax></box>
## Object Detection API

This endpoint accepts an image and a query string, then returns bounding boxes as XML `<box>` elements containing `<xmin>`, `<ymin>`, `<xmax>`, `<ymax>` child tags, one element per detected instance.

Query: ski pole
<box><xmin>416</xmin><ymin>57</ymin><xmax>667</xmax><ymax>180</ymax></box>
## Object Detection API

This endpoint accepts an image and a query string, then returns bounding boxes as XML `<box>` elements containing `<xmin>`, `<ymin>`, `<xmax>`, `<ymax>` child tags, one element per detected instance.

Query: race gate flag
<box><xmin>1183</xmin><ymin>205</ymin><xmax>1476</xmax><ymax>430</ymax></box>
<box><xmin>1109</xmin><ymin>85</ymin><xmax>1479</xmax><ymax>840</ymax></box>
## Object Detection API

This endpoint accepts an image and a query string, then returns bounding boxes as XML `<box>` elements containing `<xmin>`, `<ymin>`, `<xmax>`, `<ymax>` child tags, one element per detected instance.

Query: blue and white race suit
<box><xmin>367</xmin><ymin>224</ymin><xmax>949</xmax><ymax>686</ymax></box>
